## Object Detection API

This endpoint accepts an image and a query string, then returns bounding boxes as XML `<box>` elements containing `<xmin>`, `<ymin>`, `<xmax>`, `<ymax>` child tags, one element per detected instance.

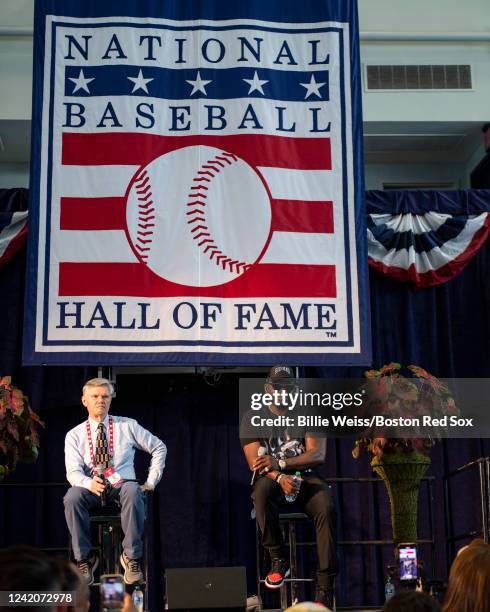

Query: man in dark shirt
<box><xmin>241</xmin><ymin>366</ymin><xmax>338</xmax><ymax>608</ymax></box>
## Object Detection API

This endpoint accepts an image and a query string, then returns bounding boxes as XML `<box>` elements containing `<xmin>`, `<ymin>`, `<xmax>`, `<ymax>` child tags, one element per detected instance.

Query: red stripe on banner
<box><xmin>59</xmin><ymin>263</ymin><xmax>336</xmax><ymax>298</ymax></box>
<box><xmin>60</xmin><ymin>198</ymin><xmax>126</xmax><ymax>230</ymax></box>
<box><xmin>59</xmin><ymin>198</ymin><xmax>333</xmax><ymax>233</ymax></box>
<box><xmin>62</xmin><ymin>133</ymin><xmax>331</xmax><ymax>170</ymax></box>
<box><xmin>368</xmin><ymin>213</ymin><xmax>490</xmax><ymax>288</ymax></box>
<box><xmin>271</xmin><ymin>200</ymin><xmax>333</xmax><ymax>233</ymax></box>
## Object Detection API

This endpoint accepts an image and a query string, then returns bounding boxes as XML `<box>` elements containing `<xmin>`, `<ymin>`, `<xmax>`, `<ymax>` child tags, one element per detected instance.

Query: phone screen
<box><xmin>399</xmin><ymin>545</ymin><xmax>418</xmax><ymax>581</ymax></box>
<box><xmin>100</xmin><ymin>574</ymin><xmax>125</xmax><ymax>609</ymax></box>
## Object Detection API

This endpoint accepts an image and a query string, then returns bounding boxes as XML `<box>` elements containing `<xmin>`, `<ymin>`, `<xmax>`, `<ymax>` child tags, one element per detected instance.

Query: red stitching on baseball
<box><xmin>205</xmin><ymin>246</ymin><xmax>221</xmax><ymax>258</ymax></box>
<box><xmin>134</xmin><ymin>170</ymin><xmax>148</xmax><ymax>184</ymax></box>
<box><xmin>186</xmin><ymin>152</ymin><xmax>250</xmax><ymax>276</ymax></box>
<box><xmin>135</xmin><ymin>176</ymin><xmax>149</xmax><ymax>190</ymax></box>
<box><xmin>215</xmin><ymin>155</ymin><xmax>233</xmax><ymax>165</ymax></box>
<box><xmin>132</xmin><ymin>167</ymin><xmax>158</xmax><ymax>263</ymax></box>
<box><xmin>202</xmin><ymin>163</ymin><xmax>219</xmax><ymax>172</ymax></box>
<box><xmin>210</xmin><ymin>158</ymin><xmax>226</xmax><ymax>168</ymax></box>
<box><xmin>137</xmin><ymin>184</ymin><xmax>151</xmax><ymax>196</ymax></box>
<box><xmin>138</xmin><ymin>200</ymin><xmax>153</xmax><ymax>208</ymax></box>
<box><xmin>191</xmin><ymin>224</ymin><xmax>208</xmax><ymax>233</ymax></box>
<box><xmin>197</xmin><ymin>238</ymin><xmax>213</xmax><ymax>247</ymax></box>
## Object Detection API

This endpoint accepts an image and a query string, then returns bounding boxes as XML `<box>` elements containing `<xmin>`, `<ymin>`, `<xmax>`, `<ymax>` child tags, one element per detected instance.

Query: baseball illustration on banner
<box><xmin>125</xmin><ymin>145</ymin><xmax>272</xmax><ymax>288</ymax></box>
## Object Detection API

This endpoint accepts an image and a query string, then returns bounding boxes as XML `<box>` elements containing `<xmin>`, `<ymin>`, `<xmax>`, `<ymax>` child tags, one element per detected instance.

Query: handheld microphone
<box><xmin>95</xmin><ymin>464</ymin><xmax>107</xmax><ymax>506</ymax></box>
<box><xmin>250</xmin><ymin>446</ymin><xmax>267</xmax><ymax>486</ymax></box>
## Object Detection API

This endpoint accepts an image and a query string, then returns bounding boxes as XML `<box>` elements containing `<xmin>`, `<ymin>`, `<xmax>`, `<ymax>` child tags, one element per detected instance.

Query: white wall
<box><xmin>358</xmin><ymin>0</ymin><xmax>490</xmax><ymax>34</ymax></box>
<box><xmin>360</xmin><ymin>42</ymin><xmax>490</xmax><ymax>123</ymax></box>
<box><xmin>0</xmin><ymin>163</ymin><xmax>29</xmax><ymax>188</ymax></box>
<box><xmin>0</xmin><ymin>38</ymin><xmax>32</xmax><ymax>120</ymax></box>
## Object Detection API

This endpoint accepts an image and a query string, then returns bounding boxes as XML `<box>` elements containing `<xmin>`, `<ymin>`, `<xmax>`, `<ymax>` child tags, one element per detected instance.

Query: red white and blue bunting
<box><xmin>0</xmin><ymin>211</ymin><xmax>28</xmax><ymax>270</ymax></box>
<box><xmin>367</xmin><ymin>211</ymin><xmax>490</xmax><ymax>288</ymax></box>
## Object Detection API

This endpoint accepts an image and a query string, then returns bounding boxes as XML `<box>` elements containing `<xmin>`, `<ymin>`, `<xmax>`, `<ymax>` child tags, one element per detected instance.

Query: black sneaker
<box><xmin>120</xmin><ymin>552</ymin><xmax>144</xmax><ymax>585</ymax></box>
<box><xmin>315</xmin><ymin>585</ymin><xmax>335</xmax><ymax>609</ymax></box>
<box><xmin>76</xmin><ymin>552</ymin><xmax>98</xmax><ymax>585</ymax></box>
<box><xmin>264</xmin><ymin>558</ymin><xmax>290</xmax><ymax>589</ymax></box>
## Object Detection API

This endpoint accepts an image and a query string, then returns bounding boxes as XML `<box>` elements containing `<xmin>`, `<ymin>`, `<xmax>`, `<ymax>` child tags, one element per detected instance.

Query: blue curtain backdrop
<box><xmin>0</xmin><ymin>188</ymin><xmax>489</xmax><ymax>609</ymax></box>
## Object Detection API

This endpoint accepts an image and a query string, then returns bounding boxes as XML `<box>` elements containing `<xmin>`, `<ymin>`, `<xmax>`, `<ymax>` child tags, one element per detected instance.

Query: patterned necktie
<box><xmin>94</xmin><ymin>422</ymin><xmax>110</xmax><ymax>469</ymax></box>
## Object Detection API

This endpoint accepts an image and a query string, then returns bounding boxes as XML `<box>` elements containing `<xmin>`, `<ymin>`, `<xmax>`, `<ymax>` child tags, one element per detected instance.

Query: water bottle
<box><xmin>132</xmin><ymin>585</ymin><xmax>144</xmax><ymax>612</ymax></box>
<box><xmin>384</xmin><ymin>576</ymin><xmax>395</xmax><ymax>601</ymax></box>
<box><xmin>285</xmin><ymin>471</ymin><xmax>302</xmax><ymax>502</ymax></box>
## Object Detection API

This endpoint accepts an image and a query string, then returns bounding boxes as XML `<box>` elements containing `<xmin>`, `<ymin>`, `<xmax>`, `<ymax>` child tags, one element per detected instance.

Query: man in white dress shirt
<box><xmin>64</xmin><ymin>377</ymin><xmax>167</xmax><ymax>585</ymax></box>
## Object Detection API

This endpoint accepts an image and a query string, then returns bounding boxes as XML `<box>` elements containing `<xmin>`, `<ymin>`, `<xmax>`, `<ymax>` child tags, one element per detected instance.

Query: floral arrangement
<box><xmin>0</xmin><ymin>377</ymin><xmax>44</xmax><ymax>479</ymax></box>
<box><xmin>352</xmin><ymin>363</ymin><xmax>457</xmax><ymax>459</ymax></box>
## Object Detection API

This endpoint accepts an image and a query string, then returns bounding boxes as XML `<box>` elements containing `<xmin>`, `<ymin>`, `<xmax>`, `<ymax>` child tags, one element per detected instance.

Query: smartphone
<box><xmin>398</xmin><ymin>544</ymin><xmax>418</xmax><ymax>581</ymax></box>
<box><xmin>100</xmin><ymin>574</ymin><xmax>125</xmax><ymax>610</ymax></box>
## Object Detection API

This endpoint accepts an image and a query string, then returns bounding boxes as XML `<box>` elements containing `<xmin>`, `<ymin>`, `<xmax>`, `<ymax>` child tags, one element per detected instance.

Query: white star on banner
<box><xmin>243</xmin><ymin>70</ymin><xmax>269</xmax><ymax>95</ymax></box>
<box><xmin>299</xmin><ymin>74</ymin><xmax>327</xmax><ymax>99</ymax></box>
<box><xmin>127</xmin><ymin>69</ymin><xmax>154</xmax><ymax>94</ymax></box>
<box><xmin>186</xmin><ymin>71</ymin><xmax>212</xmax><ymax>96</ymax></box>
<box><xmin>68</xmin><ymin>69</ymin><xmax>95</xmax><ymax>94</ymax></box>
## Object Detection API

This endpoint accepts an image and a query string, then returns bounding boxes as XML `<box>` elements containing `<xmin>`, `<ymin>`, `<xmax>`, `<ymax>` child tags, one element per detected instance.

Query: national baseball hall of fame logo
<box><xmin>24</xmin><ymin>14</ymin><xmax>370</xmax><ymax>365</ymax></box>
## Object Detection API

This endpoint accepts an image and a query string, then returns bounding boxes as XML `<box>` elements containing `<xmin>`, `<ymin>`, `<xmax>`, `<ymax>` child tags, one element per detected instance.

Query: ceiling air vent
<box><xmin>366</xmin><ymin>64</ymin><xmax>472</xmax><ymax>90</ymax></box>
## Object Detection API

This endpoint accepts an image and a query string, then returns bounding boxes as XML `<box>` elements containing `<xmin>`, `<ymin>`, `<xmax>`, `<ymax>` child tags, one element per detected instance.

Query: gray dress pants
<box><xmin>64</xmin><ymin>481</ymin><xmax>145</xmax><ymax>561</ymax></box>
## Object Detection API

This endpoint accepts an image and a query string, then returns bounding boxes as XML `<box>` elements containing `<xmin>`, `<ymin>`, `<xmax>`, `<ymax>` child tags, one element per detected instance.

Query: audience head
<box><xmin>0</xmin><ymin>545</ymin><xmax>63</xmax><ymax>611</ymax></box>
<box><xmin>442</xmin><ymin>538</ymin><xmax>490</xmax><ymax>612</ymax></box>
<box><xmin>285</xmin><ymin>603</ymin><xmax>332</xmax><ymax>612</ymax></box>
<box><xmin>383</xmin><ymin>590</ymin><xmax>440</xmax><ymax>611</ymax></box>
<box><xmin>57</xmin><ymin>559</ymin><xmax>90</xmax><ymax>612</ymax></box>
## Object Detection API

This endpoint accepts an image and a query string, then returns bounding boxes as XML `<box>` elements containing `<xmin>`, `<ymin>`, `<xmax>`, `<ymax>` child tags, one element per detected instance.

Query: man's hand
<box><xmin>90</xmin><ymin>476</ymin><xmax>106</xmax><ymax>496</ymax></box>
<box><xmin>140</xmin><ymin>482</ymin><xmax>155</xmax><ymax>492</ymax></box>
<box><xmin>279</xmin><ymin>475</ymin><xmax>300</xmax><ymax>496</ymax></box>
<box><xmin>252</xmin><ymin>454</ymin><xmax>279</xmax><ymax>474</ymax></box>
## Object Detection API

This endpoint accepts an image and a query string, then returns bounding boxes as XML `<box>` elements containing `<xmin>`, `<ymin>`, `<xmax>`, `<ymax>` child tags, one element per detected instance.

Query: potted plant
<box><xmin>352</xmin><ymin>363</ymin><xmax>457</xmax><ymax>545</ymax></box>
<box><xmin>0</xmin><ymin>376</ymin><xmax>44</xmax><ymax>480</ymax></box>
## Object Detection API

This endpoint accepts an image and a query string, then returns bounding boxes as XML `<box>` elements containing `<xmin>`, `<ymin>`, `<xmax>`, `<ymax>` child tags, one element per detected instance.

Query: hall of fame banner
<box><xmin>24</xmin><ymin>0</ymin><xmax>371</xmax><ymax>365</ymax></box>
